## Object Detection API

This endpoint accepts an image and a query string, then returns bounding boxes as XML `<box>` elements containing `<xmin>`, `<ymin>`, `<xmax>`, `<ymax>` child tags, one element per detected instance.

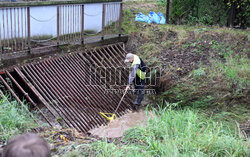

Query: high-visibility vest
<box><xmin>131</xmin><ymin>55</ymin><xmax>146</xmax><ymax>80</ymax></box>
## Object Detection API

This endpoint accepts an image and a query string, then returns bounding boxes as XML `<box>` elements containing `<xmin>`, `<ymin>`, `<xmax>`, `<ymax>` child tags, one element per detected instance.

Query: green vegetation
<box><xmin>0</xmin><ymin>96</ymin><xmax>37</xmax><ymax>143</ymax></box>
<box><xmin>120</xmin><ymin>2</ymin><xmax>249</xmax><ymax>157</ymax></box>
<box><xmin>62</xmin><ymin>107</ymin><xmax>249</xmax><ymax>156</ymax></box>
<box><xmin>0</xmin><ymin>2</ymin><xmax>249</xmax><ymax>157</ymax></box>
<box><xmin>157</xmin><ymin>0</ymin><xmax>249</xmax><ymax>28</ymax></box>
<box><xmin>31</xmin><ymin>35</ymin><xmax>54</xmax><ymax>41</ymax></box>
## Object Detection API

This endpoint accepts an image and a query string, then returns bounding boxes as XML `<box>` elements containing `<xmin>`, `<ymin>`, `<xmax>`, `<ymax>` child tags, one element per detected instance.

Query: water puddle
<box><xmin>89</xmin><ymin>110</ymin><xmax>154</xmax><ymax>138</ymax></box>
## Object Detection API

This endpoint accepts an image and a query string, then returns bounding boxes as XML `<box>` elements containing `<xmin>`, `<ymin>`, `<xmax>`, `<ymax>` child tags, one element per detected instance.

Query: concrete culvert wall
<box><xmin>0</xmin><ymin>42</ymin><xmax>133</xmax><ymax>132</ymax></box>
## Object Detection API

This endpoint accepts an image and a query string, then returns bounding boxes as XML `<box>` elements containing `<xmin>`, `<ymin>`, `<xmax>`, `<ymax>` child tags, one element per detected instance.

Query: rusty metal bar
<box><xmin>0</xmin><ymin>9</ymin><xmax>2</xmax><ymax>54</ymax></box>
<box><xmin>17</xmin><ymin>8</ymin><xmax>20</xmax><ymax>50</ymax></box>
<box><xmin>67</xmin><ymin>5</ymin><xmax>69</xmax><ymax>42</ymax></box>
<box><xmin>21</xmin><ymin>7</ymin><xmax>24</xmax><ymax>50</ymax></box>
<box><xmin>63</xmin><ymin>54</ymin><xmax>120</xmax><ymax>115</ymax></box>
<box><xmin>114</xmin><ymin>43</ymin><xmax>126</xmax><ymax>58</ymax></box>
<box><xmin>97</xmin><ymin>48</ymin><xmax>128</xmax><ymax>88</ymax></box>
<box><xmin>66</xmin><ymin>5</ymin><xmax>68</xmax><ymax>43</ymax></box>
<box><xmin>101</xmin><ymin>3</ymin><xmax>105</xmax><ymax>40</ymax></box>
<box><xmin>73</xmin><ymin>5</ymin><xmax>76</xmax><ymax>42</ymax></box>
<box><xmin>51</xmin><ymin>56</ymin><xmax>105</xmax><ymax>126</ymax></box>
<box><xmin>86</xmin><ymin>49</ymin><xmax>117</xmax><ymax>89</ymax></box>
<box><xmin>72</xmin><ymin>5</ymin><xmax>74</xmax><ymax>42</ymax></box>
<box><xmin>0</xmin><ymin>74</ymin><xmax>40</xmax><ymax>130</ymax></box>
<box><xmin>14</xmin><ymin>67</ymin><xmax>59</xmax><ymax>120</ymax></box>
<box><xmin>100</xmin><ymin>44</ymin><xmax>132</xmax><ymax>84</ymax></box>
<box><xmin>6</xmin><ymin>8</ymin><xmax>10</xmax><ymax>51</ymax></box>
<box><xmin>23</xmin><ymin>64</ymin><xmax>75</xmax><ymax>129</ymax></box>
<box><xmin>81</xmin><ymin>4</ymin><xmax>84</xmax><ymax>44</ymax></box>
<box><xmin>10</xmin><ymin>8</ymin><xmax>13</xmax><ymax>51</ymax></box>
<box><xmin>69</xmin><ymin>5</ymin><xmax>71</xmax><ymax>42</ymax></box>
<box><xmin>14</xmin><ymin>8</ymin><xmax>17</xmax><ymax>51</ymax></box>
<box><xmin>5</xmin><ymin>70</ymin><xmax>53</xmax><ymax>127</ymax></box>
<box><xmin>108</xmin><ymin>45</ymin><xmax>125</xmax><ymax>64</ymax></box>
<box><xmin>106</xmin><ymin>45</ymin><xmax>133</xmax><ymax>91</ymax></box>
<box><xmin>42</xmin><ymin>57</ymin><xmax>100</xmax><ymax>127</ymax></box>
<box><xmin>34</xmin><ymin>61</ymin><xmax>89</xmax><ymax>132</ymax></box>
<box><xmin>27</xmin><ymin>7</ymin><xmax>30</xmax><ymax>52</ymax></box>
<box><xmin>71</xmin><ymin>5</ymin><xmax>73</xmax><ymax>42</ymax></box>
<box><xmin>75</xmin><ymin>53</ymin><xmax>115</xmax><ymax>104</ymax></box>
<box><xmin>22</xmin><ymin>64</ymin><xmax>79</xmax><ymax>131</ymax></box>
<box><xmin>75</xmin><ymin>54</ymin><xmax>127</xmax><ymax>116</ymax></box>
<box><xmin>79</xmin><ymin>52</ymin><xmax>130</xmax><ymax>113</ymax></box>
<box><xmin>93</xmin><ymin>49</ymin><xmax>122</xmax><ymax>88</ymax></box>
<box><xmin>78</xmin><ymin>6</ymin><xmax>80</xmax><ymax>42</ymax></box>
<box><xmin>0</xmin><ymin>43</ymin><xmax>132</xmax><ymax>132</ymax></box>
<box><xmin>118</xmin><ymin>2</ymin><xmax>122</xmax><ymax>36</ymax></box>
<box><xmin>57</xmin><ymin>5</ymin><xmax>60</xmax><ymax>46</ymax></box>
<box><xmin>62</xmin><ymin>5</ymin><xmax>64</xmax><ymax>43</ymax></box>
<box><xmin>25</xmin><ymin>7</ymin><xmax>27</xmax><ymax>50</ymax></box>
<box><xmin>31</xmin><ymin>63</ymin><xmax>85</xmax><ymax>132</ymax></box>
<box><xmin>2</xmin><ymin>8</ymin><xmax>6</xmax><ymax>52</ymax></box>
<box><xmin>95</xmin><ymin>48</ymin><xmax>133</xmax><ymax>104</ymax></box>
<box><xmin>94</xmin><ymin>48</ymin><xmax>122</xmax><ymax>88</ymax></box>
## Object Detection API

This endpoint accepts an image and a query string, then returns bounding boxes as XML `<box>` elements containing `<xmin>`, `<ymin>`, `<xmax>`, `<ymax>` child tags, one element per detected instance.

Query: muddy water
<box><xmin>89</xmin><ymin>110</ymin><xmax>154</xmax><ymax>138</ymax></box>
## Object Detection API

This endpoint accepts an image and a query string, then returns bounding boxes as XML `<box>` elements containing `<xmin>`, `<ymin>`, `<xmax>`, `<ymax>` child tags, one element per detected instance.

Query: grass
<box><xmin>217</xmin><ymin>55</ymin><xmax>249</xmax><ymax>87</ymax></box>
<box><xmin>31</xmin><ymin>35</ymin><xmax>54</xmax><ymax>40</ymax></box>
<box><xmin>0</xmin><ymin>96</ymin><xmax>37</xmax><ymax>143</ymax></box>
<box><xmin>61</xmin><ymin>106</ymin><xmax>249</xmax><ymax>157</ymax></box>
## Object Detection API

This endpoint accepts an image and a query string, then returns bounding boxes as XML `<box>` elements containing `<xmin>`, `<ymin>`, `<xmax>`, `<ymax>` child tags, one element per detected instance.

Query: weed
<box><xmin>216</xmin><ymin>55</ymin><xmax>249</xmax><ymax>87</ymax></box>
<box><xmin>192</xmin><ymin>67</ymin><xmax>206</xmax><ymax>78</ymax></box>
<box><xmin>31</xmin><ymin>35</ymin><xmax>54</xmax><ymax>40</ymax></box>
<box><xmin>63</xmin><ymin>107</ymin><xmax>249</xmax><ymax>156</ymax></box>
<box><xmin>137</xmin><ymin>43</ymin><xmax>162</xmax><ymax>60</ymax></box>
<box><xmin>0</xmin><ymin>96</ymin><xmax>37</xmax><ymax>143</ymax></box>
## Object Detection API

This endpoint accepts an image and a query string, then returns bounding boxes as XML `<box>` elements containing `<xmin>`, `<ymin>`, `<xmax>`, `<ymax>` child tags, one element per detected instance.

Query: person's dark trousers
<box><xmin>133</xmin><ymin>76</ymin><xmax>145</xmax><ymax>106</ymax></box>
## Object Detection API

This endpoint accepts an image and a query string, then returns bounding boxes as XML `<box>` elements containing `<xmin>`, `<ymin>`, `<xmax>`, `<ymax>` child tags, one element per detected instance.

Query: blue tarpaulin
<box><xmin>135</xmin><ymin>12</ymin><xmax>151</xmax><ymax>23</ymax></box>
<box><xmin>135</xmin><ymin>12</ymin><xmax>166</xmax><ymax>24</ymax></box>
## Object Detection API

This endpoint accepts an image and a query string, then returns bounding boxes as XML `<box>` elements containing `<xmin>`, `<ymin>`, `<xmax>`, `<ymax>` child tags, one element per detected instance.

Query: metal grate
<box><xmin>0</xmin><ymin>43</ymin><xmax>132</xmax><ymax>132</ymax></box>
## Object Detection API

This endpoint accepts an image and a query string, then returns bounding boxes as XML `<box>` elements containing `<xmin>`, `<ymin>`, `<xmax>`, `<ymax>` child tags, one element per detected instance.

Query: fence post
<box><xmin>57</xmin><ymin>5</ymin><xmax>60</xmax><ymax>46</ymax></box>
<box><xmin>166</xmin><ymin>0</ymin><xmax>170</xmax><ymax>23</ymax></box>
<box><xmin>0</xmin><ymin>9</ymin><xmax>2</xmax><ymax>57</ymax></box>
<box><xmin>81</xmin><ymin>4</ymin><xmax>84</xmax><ymax>45</ymax></box>
<box><xmin>27</xmin><ymin>7</ymin><xmax>31</xmax><ymax>53</ymax></box>
<box><xmin>101</xmin><ymin>3</ymin><xmax>105</xmax><ymax>40</ymax></box>
<box><xmin>118</xmin><ymin>2</ymin><xmax>123</xmax><ymax>37</ymax></box>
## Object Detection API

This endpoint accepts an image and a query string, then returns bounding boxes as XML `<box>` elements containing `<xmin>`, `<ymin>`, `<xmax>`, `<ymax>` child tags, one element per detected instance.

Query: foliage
<box><xmin>157</xmin><ymin>0</ymin><xmax>249</xmax><ymax>27</ymax></box>
<box><xmin>226</xmin><ymin>0</ymin><xmax>250</xmax><ymax>27</ymax></box>
<box><xmin>122</xmin><ymin>9</ymin><xmax>141</xmax><ymax>35</ymax></box>
<box><xmin>0</xmin><ymin>96</ymin><xmax>37</xmax><ymax>143</ymax></box>
<box><xmin>217</xmin><ymin>55</ymin><xmax>249</xmax><ymax>87</ymax></box>
<box><xmin>63</xmin><ymin>107</ymin><xmax>249</xmax><ymax>157</ymax></box>
<box><xmin>169</xmin><ymin>0</ymin><xmax>227</xmax><ymax>26</ymax></box>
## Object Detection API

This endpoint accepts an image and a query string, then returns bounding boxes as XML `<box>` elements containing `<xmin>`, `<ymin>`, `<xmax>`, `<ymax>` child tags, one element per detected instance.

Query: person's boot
<box><xmin>133</xmin><ymin>100</ymin><xmax>141</xmax><ymax>106</ymax></box>
<box><xmin>133</xmin><ymin>101</ymin><xmax>141</xmax><ymax>111</ymax></box>
<box><xmin>131</xmin><ymin>105</ymin><xmax>137</xmax><ymax>111</ymax></box>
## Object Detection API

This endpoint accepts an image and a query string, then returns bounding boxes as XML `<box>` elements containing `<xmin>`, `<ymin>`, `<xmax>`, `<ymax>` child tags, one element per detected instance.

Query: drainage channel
<box><xmin>0</xmin><ymin>43</ymin><xmax>133</xmax><ymax>133</ymax></box>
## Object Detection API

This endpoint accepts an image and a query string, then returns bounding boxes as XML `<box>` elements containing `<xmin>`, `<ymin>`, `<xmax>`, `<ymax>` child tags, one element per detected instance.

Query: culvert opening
<box><xmin>0</xmin><ymin>43</ymin><xmax>133</xmax><ymax>133</ymax></box>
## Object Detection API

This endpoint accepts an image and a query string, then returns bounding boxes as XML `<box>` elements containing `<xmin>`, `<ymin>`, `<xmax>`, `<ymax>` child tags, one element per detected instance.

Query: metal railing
<box><xmin>0</xmin><ymin>2</ymin><xmax>123</xmax><ymax>56</ymax></box>
<box><xmin>0</xmin><ymin>7</ymin><xmax>30</xmax><ymax>53</ymax></box>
